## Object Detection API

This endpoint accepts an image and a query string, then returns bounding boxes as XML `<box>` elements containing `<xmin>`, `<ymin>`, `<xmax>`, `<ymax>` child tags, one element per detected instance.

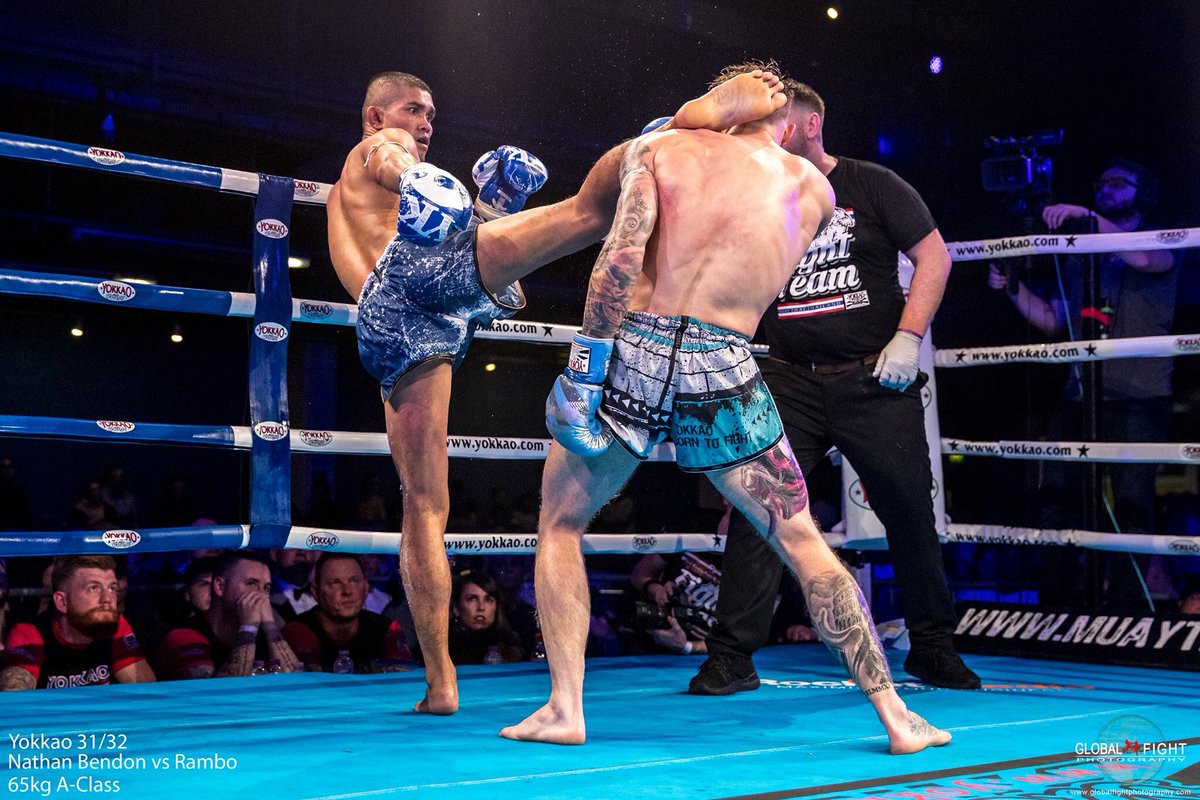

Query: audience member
<box><xmin>358</xmin><ymin>553</ymin><xmax>396</xmax><ymax>614</ymax></box>
<box><xmin>989</xmin><ymin>158</ymin><xmax>1179</xmax><ymax>609</ymax></box>
<box><xmin>631</xmin><ymin>552</ymin><xmax>721</xmax><ymax>656</ymax></box>
<box><xmin>489</xmin><ymin>555</ymin><xmax>538</xmax><ymax>654</ymax></box>
<box><xmin>100</xmin><ymin>465</ymin><xmax>139</xmax><ymax>528</ymax></box>
<box><xmin>149</xmin><ymin>472</ymin><xmax>199</xmax><ymax>528</ymax></box>
<box><xmin>448</xmin><ymin>572</ymin><xmax>524</xmax><ymax>664</ymax></box>
<box><xmin>68</xmin><ymin>479</ymin><xmax>114</xmax><ymax>530</ymax></box>
<box><xmin>270</xmin><ymin>548</ymin><xmax>319</xmax><ymax>622</ymax></box>
<box><xmin>1179</xmin><ymin>579</ymin><xmax>1200</xmax><ymax>616</ymax></box>
<box><xmin>1</xmin><ymin>555</ymin><xmax>155</xmax><ymax>689</ymax></box>
<box><xmin>0</xmin><ymin>456</ymin><xmax>33</xmax><ymax>531</ymax></box>
<box><xmin>283</xmin><ymin>553</ymin><xmax>410</xmax><ymax>672</ymax></box>
<box><xmin>156</xmin><ymin>551</ymin><xmax>299</xmax><ymax>678</ymax></box>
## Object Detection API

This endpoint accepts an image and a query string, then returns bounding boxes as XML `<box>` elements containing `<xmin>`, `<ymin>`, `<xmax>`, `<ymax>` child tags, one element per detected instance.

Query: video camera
<box><xmin>981</xmin><ymin>130</ymin><xmax>1062</xmax><ymax>194</ymax></box>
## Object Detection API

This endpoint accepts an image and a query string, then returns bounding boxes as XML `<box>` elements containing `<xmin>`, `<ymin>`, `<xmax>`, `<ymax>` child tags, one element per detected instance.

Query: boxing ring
<box><xmin>2</xmin><ymin>133</ymin><xmax>1199</xmax><ymax>799</ymax></box>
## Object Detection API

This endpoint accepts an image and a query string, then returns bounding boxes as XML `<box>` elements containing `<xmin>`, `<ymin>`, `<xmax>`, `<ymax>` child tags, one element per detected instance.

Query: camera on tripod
<box><xmin>981</xmin><ymin>130</ymin><xmax>1062</xmax><ymax>194</ymax></box>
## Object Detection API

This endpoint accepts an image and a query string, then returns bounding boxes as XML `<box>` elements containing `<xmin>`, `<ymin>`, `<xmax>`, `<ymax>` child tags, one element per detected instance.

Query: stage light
<box><xmin>826</xmin><ymin>6</ymin><xmax>839</xmax><ymax>19</ymax></box>
<box><xmin>70</xmin><ymin>321</ymin><xmax>84</xmax><ymax>337</ymax></box>
<box><xmin>929</xmin><ymin>56</ymin><xmax>943</xmax><ymax>74</ymax></box>
<box><xmin>170</xmin><ymin>324</ymin><xmax>184</xmax><ymax>344</ymax></box>
<box><xmin>288</xmin><ymin>256</ymin><xmax>311</xmax><ymax>269</ymax></box>
<box><xmin>484</xmin><ymin>363</ymin><xmax>496</xmax><ymax>372</ymax></box>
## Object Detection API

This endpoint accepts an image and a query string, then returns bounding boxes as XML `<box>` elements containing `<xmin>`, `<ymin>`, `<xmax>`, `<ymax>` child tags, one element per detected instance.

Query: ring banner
<box><xmin>954</xmin><ymin>601</ymin><xmax>1200</xmax><ymax>671</ymax></box>
<box><xmin>249</xmin><ymin>174</ymin><xmax>294</xmax><ymax>544</ymax></box>
<box><xmin>945</xmin><ymin>227</ymin><xmax>1198</xmax><ymax>262</ymax></box>
<box><xmin>0</xmin><ymin>526</ymin><xmax>250</xmax><ymax>557</ymax></box>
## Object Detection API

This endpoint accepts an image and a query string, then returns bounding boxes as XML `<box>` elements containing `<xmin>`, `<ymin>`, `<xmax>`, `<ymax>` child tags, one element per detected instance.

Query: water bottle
<box><xmin>332</xmin><ymin>650</ymin><xmax>355</xmax><ymax>674</ymax></box>
<box><xmin>250</xmin><ymin>660</ymin><xmax>267</xmax><ymax>676</ymax></box>
<box><xmin>531</xmin><ymin>632</ymin><xmax>547</xmax><ymax>662</ymax></box>
<box><xmin>483</xmin><ymin>645</ymin><xmax>503</xmax><ymax>665</ymax></box>
<box><xmin>267</xmin><ymin>658</ymin><xmax>285</xmax><ymax>675</ymax></box>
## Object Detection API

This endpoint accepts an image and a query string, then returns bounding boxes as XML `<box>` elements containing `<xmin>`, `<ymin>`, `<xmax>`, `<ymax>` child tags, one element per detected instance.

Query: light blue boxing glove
<box><xmin>641</xmin><ymin>116</ymin><xmax>673</xmax><ymax>135</ymax></box>
<box><xmin>546</xmin><ymin>333</ymin><xmax>614</xmax><ymax>456</ymax></box>
<box><xmin>471</xmin><ymin>146</ymin><xmax>549</xmax><ymax>221</ymax></box>
<box><xmin>396</xmin><ymin>163</ymin><xmax>472</xmax><ymax>246</ymax></box>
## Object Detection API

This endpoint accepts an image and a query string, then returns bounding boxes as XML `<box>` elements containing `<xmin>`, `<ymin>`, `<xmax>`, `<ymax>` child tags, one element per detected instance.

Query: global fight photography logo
<box><xmin>1074</xmin><ymin>714</ymin><xmax>1187</xmax><ymax>785</ymax></box>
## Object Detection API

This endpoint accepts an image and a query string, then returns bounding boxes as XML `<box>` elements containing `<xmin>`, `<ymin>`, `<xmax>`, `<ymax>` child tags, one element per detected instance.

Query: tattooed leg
<box><xmin>710</xmin><ymin>439</ymin><xmax>952</xmax><ymax>754</ymax></box>
<box><xmin>806</xmin><ymin>571</ymin><xmax>893</xmax><ymax>695</ymax></box>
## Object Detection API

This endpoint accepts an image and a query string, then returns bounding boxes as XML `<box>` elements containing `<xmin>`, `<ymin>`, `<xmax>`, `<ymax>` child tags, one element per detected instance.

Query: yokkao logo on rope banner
<box><xmin>632</xmin><ymin>535</ymin><xmax>658</xmax><ymax>553</ymax></box>
<box><xmin>255</xmin><ymin>219</ymin><xmax>289</xmax><ymax>239</ymax></box>
<box><xmin>254</xmin><ymin>322</ymin><xmax>289</xmax><ymax>342</ymax></box>
<box><xmin>305</xmin><ymin>532</ymin><xmax>340</xmax><ymax>549</ymax></box>
<box><xmin>1174</xmin><ymin>336</ymin><xmax>1200</xmax><ymax>353</ymax></box>
<box><xmin>98</xmin><ymin>281</ymin><xmax>136</xmax><ymax>302</ymax></box>
<box><xmin>1181</xmin><ymin>445</ymin><xmax>1200</xmax><ymax>461</ymax></box>
<box><xmin>96</xmin><ymin>420</ymin><xmax>135</xmax><ymax>433</ymax></box>
<box><xmin>294</xmin><ymin>181</ymin><xmax>321</xmax><ymax>199</ymax></box>
<box><xmin>101</xmin><ymin>530</ymin><xmax>141</xmax><ymax>550</ymax></box>
<box><xmin>299</xmin><ymin>301</ymin><xmax>333</xmax><ymax>320</ymax></box>
<box><xmin>1156</xmin><ymin>229</ymin><xmax>1189</xmax><ymax>245</ymax></box>
<box><xmin>86</xmin><ymin>147</ymin><xmax>126</xmax><ymax>166</ymax></box>
<box><xmin>299</xmin><ymin>430</ymin><xmax>333</xmax><ymax>447</ymax></box>
<box><xmin>253</xmin><ymin>421</ymin><xmax>289</xmax><ymax>441</ymax></box>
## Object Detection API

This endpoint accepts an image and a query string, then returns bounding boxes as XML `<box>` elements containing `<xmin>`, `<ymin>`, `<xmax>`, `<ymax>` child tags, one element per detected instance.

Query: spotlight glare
<box><xmin>826</xmin><ymin>6</ymin><xmax>839</xmax><ymax>19</ymax></box>
<box><xmin>170</xmin><ymin>323</ymin><xmax>184</xmax><ymax>344</ymax></box>
<box><xmin>70</xmin><ymin>326</ymin><xmax>84</xmax><ymax>337</ymax></box>
<box><xmin>288</xmin><ymin>256</ymin><xmax>311</xmax><ymax>269</ymax></box>
<box><xmin>929</xmin><ymin>56</ymin><xmax>943</xmax><ymax>74</ymax></box>
<box><xmin>484</xmin><ymin>363</ymin><xmax>496</xmax><ymax>372</ymax></box>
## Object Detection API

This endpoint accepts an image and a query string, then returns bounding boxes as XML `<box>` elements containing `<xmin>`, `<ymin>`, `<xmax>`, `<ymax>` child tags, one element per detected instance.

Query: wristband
<box><xmin>566</xmin><ymin>333</ymin><xmax>614</xmax><ymax>385</ymax></box>
<box><xmin>238</xmin><ymin>624</ymin><xmax>259</xmax><ymax>635</ymax></box>
<box><xmin>896</xmin><ymin>327</ymin><xmax>924</xmax><ymax>341</ymax></box>
<box><xmin>681</xmin><ymin>641</ymin><xmax>694</xmax><ymax>655</ymax></box>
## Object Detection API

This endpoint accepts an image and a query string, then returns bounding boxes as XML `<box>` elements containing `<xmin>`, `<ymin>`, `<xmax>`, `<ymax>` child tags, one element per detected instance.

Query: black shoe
<box><xmin>903</xmin><ymin>647</ymin><xmax>981</xmax><ymax>690</ymax></box>
<box><xmin>688</xmin><ymin>655</ymin><xmax>760</xmax><ymax>695</ymax></box>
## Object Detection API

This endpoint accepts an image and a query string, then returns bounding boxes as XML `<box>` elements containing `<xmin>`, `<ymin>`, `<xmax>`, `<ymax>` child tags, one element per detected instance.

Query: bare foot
<box><xmin>414</xmin><ymin>683</ymin><xmax>458</xmax><ymax>715</ymax></box>
<box><xmin>673</xmin><ymin>69</ymin><xmax>788</xmax><ymax>132</ymax></box>
<box><xmin>887</xmin><ymin>711</ymin><xmax>952</xmax><ymax>755</ymax></box>
<box><xmin>499</xmin><ymin>703</ymin><xmax>586</xmax><ymax>745</ymax></box>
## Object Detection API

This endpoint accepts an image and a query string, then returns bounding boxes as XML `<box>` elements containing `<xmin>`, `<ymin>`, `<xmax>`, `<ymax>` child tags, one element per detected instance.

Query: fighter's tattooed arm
<box><xmin>581</xmin><ymin>141</ymin><xmax>658</xmax><ymax>339</ymax></box>
<box><xmin>805</xmin><ymin>570</ymin><xmax>894</xmax><ymax>696</ymax></box>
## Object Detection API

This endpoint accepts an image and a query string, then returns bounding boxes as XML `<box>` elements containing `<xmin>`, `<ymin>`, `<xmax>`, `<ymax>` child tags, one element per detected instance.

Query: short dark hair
<box><xmin>314</xmin><ymin>552</ymin><xmax>363</xmax><ymax>585</ymax></box>
<box><xmin>51</xmin><ymin>555</ymin><xmax>116</xmax><ymax>591</ymax></box>
<box><xmin>212</xmin><ymin>550</ymin><xmax>272</xmax><ymax>582</ymax></box>
<box><xmin>709</xmin><ymin>60</ymin><xmax>795</xmax><ymax>125</ymax></box>
<box><xmin>1101</xmin><ymin>157</ymin><xmax>1158</xmax><ymax>211</ymax></box>
<box><xmin>362</xmin><ymin>71</ymin><xmax>431</xmax><ymax>124</ymax></box>
<box><xmin>183</xmin><ymin>555</ymin><xmax>219</xmax><ymax>586</ymax></box>
<box><xmin>781</xmin><ymin>78</ymin><xmax>825</xmax><ymax>119</ymax></box>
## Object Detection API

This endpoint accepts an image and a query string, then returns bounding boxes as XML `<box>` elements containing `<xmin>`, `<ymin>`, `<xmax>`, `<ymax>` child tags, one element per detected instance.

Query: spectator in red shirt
<box><xmin>283</xmin><ymin>553</ymin><xmax>410</xmax><ymax>672</ymax></box>
<box><xmin>156</xmin><ymin>551</ymin><xmax>300</xmax><ymax>679</ymax></box>
<box><xmin>1</xmin><ymin>555</ymin><xmax>155</xmax><ymax>690</ymax></box>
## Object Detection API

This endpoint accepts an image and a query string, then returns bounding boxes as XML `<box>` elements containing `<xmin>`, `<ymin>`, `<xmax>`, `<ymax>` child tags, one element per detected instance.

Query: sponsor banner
<box><xmin>955</xmin><ymin>601</ymin><xmax>1200</xmax><ymax>671</ymax></box>
<box><xmin>97</xmin><ymin>280</ymin><xmax>136</xmax><ymax>302</ymax></box>
<box><xmin>86</xmin><ymin>146</ymin><xmax>126</xmax><ymax>166</ymax></box>
<box><xmin>298</xmin><ymin>430</ymin><xmax>333</xmax><ymax>447</ymax></box>
<box><xmin>255</xmin><ymin>218</ymin><xmax>289</xmax><ymax>239</ymax></box>
<box><xmin>254</xmin><ymin>322</ymin><xmax>289</xmax><ymax>342</ymax></box>
<box><xmin>935</xmin><ymin>334</ymin><xmax>1194</xmax><ymax>368</ymax></box>
<box><xmin>96</xmin><ymin>420</ymin><xmax>135</xmax><ymax>434</ymax></box>
<box><xmin>100</xmin><ymin>530</ymin><xmax>141</xmax><ymax>550</ymax></box>
<box><xmin>252</xmin><ymin>421</ymin><xmax>289</xmax><ymax>441</ymax></box>
<box><xmin>942</xmin><ymin>438</ymin><xmax>1200</xmax><ymax>464</ymax></box>
<box><xmin>946</xmin><ymin>226</ymin><xmax>1199</xmax><ymax>262</ymax></box>
<box><xmin>305</xmin><ymin>531</ymin><xmax>340</xmax><ymax>549</ymax></box>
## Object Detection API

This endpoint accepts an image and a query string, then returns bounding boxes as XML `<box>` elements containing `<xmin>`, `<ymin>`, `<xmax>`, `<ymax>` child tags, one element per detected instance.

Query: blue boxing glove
<box><xmin>471</xmin><ymin>146</ymin><xmax>548</xmax><ymax>221</ymax></box>
<box><xmin>546</xmin><ymin>333</ymin><xmax>614</xmax><ymax>456</ymax></box>
<box><xmin>396</xmin><ymin>163</ymin><xmax>472</xmax><ymax>246</ymax></box>
<box><xmin>641</xmin><ymin>116</ymin><xmax>673</xmax><ymax>135</ymax></box>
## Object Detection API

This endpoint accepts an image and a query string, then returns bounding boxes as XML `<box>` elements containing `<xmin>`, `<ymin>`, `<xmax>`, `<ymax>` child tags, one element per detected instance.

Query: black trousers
<box><xmin>706</xmin><ymin>358</ymin><xmax>957</xmax><ymax>663</ymax></box>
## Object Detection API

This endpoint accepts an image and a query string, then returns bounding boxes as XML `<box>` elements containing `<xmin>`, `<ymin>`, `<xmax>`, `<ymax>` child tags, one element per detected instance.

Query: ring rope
<box><xmin>946</xmin><ymin>228</ymin><xmax>1197</xmax><ymax>262</ymax></box>
<box><xmin>934</xmin><ymin>333</ymin><xmax>1200</xmax><ymax>367</ymax></box>
<box><xmin>941</xmin><ymin>438</ymin><xmax>1200</xmax><ymax>464</ymax></box>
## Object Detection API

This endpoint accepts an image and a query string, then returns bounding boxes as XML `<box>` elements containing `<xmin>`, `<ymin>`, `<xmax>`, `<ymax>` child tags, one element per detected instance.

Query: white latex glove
<box><xmin>873</xmin><ymin>330</ymin><xmax>923</xmax><ymax>391</ymax></box>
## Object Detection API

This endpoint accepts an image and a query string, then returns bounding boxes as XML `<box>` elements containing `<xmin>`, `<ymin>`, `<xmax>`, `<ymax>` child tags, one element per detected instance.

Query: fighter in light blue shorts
<box><xmin>599</xmin><ymin>311</ymin><xmax>784</xmax><ymax>472</ymax></box>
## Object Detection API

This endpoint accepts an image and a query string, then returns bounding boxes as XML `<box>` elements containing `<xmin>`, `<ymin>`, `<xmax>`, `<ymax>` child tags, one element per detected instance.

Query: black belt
<box><xmin>802</xmin><ymin>353</ymin><xmax>880</xmax><ymax>376</ymax></box>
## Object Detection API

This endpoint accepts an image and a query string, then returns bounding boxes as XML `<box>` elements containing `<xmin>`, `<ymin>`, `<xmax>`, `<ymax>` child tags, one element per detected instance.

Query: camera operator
<box><xmin>988</xmin><ymin>158</ymin><xmax>1179</xmax><ymax>609</ymax></box>
<box><xmin>630</xmin><ymin>552</ymin><xmax>718</xmax><ymax>656</ymax></box>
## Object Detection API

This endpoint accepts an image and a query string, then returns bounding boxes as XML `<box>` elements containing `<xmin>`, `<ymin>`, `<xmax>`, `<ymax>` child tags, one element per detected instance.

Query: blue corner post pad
<box><xmin>250</xmin><ymin>174</ymin><xmax>295</xmax><ymax>529</ymax></box>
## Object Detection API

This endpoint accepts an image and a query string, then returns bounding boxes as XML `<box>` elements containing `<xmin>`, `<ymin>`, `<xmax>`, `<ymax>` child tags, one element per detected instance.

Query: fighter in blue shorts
<box><xmin>328</xmin><ymin>70</ymin><xmax>789</xmax><ymax>717</ymax></box>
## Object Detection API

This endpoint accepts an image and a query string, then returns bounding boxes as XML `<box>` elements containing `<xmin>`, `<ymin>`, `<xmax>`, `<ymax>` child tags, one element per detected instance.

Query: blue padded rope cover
<box><xmin>248</xmin><ymin>175</ymin><xmax>294</xmax><ymax>547</ymax></box>
<box><xmin>0</xmin><ymin>415</ymin><xmax>237</xmax><ymax>447</ymax></box>
<box><xmin>0</xmin><ymin>268</ymin><xmax>235</xmax><ymax>315</ymax></box>
<box><xmin>0</xmin><ymin>132</ymin><xmax>224</xmax><ymax>190</ymax></box>
<box><xmin>0</xmin><ymin>526</ymin><xmax>246</xmax><ymax>557</ymax></box>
